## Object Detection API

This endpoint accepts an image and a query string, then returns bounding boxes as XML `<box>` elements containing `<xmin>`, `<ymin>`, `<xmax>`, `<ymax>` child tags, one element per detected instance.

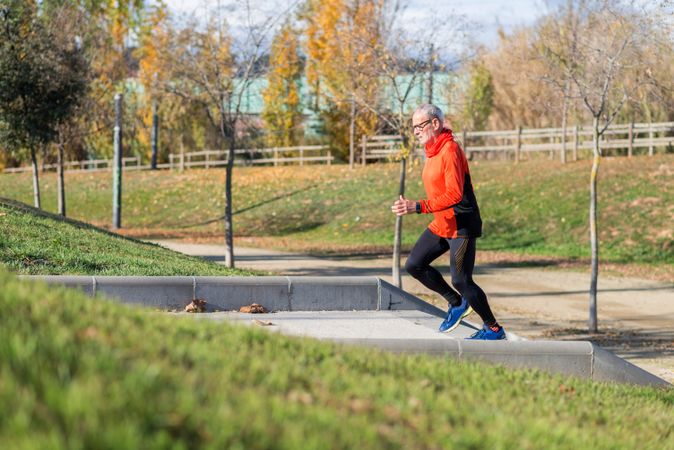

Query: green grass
<box><xmin>1</xmin><ymin>154</ymin><xmax>672</xmax><ymax>265</ymax></box>
<box><xmin>1</xmin><ymin>270</ymin><xmax>672</xmax><ymax>449</ymax></box>
<box><xmin>0</xmin><ymin>198</ymin><xmax>253</xmax><ymax>276</ymax></box>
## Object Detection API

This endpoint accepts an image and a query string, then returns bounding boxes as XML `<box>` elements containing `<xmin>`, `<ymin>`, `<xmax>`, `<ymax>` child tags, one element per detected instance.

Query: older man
<box><xmin>391</xmin><ymin>104</ymin><xmax>505</xmax><ymax>340</ymax></box>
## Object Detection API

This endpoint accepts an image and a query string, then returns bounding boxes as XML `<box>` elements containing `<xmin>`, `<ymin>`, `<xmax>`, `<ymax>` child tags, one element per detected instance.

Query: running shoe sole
<box><xmin>440</xmin><ymin>305</ymin><xmax>474</xmax><ymax>334</ymax></box>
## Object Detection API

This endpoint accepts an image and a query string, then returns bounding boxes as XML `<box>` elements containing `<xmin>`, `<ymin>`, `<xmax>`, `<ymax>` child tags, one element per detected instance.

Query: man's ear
<box><xmin>432</xmin><ymin>117</ymin><xmax>442</xmax><ymax>130</ymax></box>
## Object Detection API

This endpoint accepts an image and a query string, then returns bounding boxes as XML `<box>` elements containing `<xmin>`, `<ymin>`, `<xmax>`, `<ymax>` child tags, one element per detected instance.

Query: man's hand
<box><xmin>391</xmin><ymin>195</ymin><xmax>417</xmax><ymax>216</ymax></box>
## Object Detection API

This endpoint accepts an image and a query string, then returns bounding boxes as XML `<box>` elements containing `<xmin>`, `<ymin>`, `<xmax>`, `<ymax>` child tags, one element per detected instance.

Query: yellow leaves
<box><xmin>262</xmin><ymin>22</ymin><xmax>303</xmax><ymax>147</ymax></box>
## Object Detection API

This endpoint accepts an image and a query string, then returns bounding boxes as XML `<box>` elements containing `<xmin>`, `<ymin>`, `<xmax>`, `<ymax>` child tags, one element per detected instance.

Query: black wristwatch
<box><xmin>415</xmin><ymin>202</ymin><xmax>421</xmax><ymax>214</ymax></box>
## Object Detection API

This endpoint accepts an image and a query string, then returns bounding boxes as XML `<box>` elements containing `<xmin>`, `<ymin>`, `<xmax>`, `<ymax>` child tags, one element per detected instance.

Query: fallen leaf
<box><xmin>185</xmin><ymin>298</ymin><xmax>207</xmax><ymax>313</ymax></box>
<box><xmin>240</xmin><ymin>303</ymin><xmax>268</xmax><ymax>314</ymax></box>
<box><xmin>253</xmin><ymin>319</ymin><xmax>273</xmax><ymax>327</ymax></box>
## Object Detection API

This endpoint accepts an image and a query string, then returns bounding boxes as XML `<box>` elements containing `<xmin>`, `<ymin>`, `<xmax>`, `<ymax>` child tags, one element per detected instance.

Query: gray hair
<box><xmin>415</xmin><ymin>104</ymin><xmax>444</xmax><ymax>123</ymax></box>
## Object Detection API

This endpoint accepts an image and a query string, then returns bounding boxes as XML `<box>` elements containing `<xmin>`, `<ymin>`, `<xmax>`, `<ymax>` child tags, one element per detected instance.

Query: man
<box><xmin>390</xmin><ymin>104</ymin><xmax>505</xmax><ymax>340</ymax></box>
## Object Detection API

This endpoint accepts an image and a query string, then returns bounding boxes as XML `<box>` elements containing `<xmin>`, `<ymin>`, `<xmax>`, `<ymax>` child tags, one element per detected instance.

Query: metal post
<box><xmin>349</xmin><ymin>96</ymin><xmax>356</xmax><ymax>169</ymax></box>
<box><xmin>112</xmin><ymin>93</ymin><xmax>123</xmax><ymax>230</ymax></box>
<box><xmin>361</xmin><ymin>135</ymin><xmax>367</xmax><ymax>166</ymax></box>
<box><xmin>299</xmin><ymin>147</ymin><xmax>304</xmax><ymax>166</ymax></box>
<box><xmin>180</xmin><ymin>136</ymin><xmax>185</xmax><ymax>172</ymax></box>
<box><xmin>573</xmin><ymin>125</ymin><xmax>579</xmax><ymax>161</ymax></box>
<box><xmin>561</xmin><ymin>125</ymin><xmax>567</xmax><ymax>164</ymax></box>
<box><xmin>648</xmin><ymin>123</ymin><xmax>654</xmax><ymax>156</ymax></box>
<box><xmin>516</xmin><ymin>126</ymin><xmax>522</xmax><ymax>163</ymax></box>
<box><xmin>462</xmin><ymin>129</ymin><xmax>468</xmax><ymax>159</ymax></box>
<box><xmin>628</xmin><ymin>121</ymin><xmax>634</xmax><ymax>157</ymax></box>
<box><xmin>150</xmin><ymin>100</ymin><xmax>159</xmax><ymax>169</ymax></box>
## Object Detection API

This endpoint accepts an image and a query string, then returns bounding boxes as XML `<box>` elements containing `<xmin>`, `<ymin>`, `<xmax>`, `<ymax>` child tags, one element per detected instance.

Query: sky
<box><xmin>162</xmin><ymin>0</ymin><xmax>563</xmax><ymax>50</ymax></box>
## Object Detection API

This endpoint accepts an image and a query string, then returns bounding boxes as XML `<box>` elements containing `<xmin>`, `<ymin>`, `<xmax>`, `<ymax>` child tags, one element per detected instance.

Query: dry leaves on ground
<box><xmin>185</xmin><ymin>298</ymin><xmax>207</xmax><ymax>313</ymax></box>
<box><xmin>240</xmin><ymin>303</ymin><xmax>268</xmax><ymax>314</ymax></box>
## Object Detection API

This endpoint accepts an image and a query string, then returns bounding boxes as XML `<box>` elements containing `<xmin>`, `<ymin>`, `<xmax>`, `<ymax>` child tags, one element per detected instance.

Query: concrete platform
<box><xmin>21</xmin><ymin>275</ymin><xmax>670</xmax><ymax>387</ymax></box>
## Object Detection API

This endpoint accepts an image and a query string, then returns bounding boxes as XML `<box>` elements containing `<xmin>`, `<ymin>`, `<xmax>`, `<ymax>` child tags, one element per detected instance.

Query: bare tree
<box><xmin>536</xmin><ymin>0</ymin><xmax>585</xmax><ymax>163</ymax></box>
<box><xmin>538</xmin><ymin>0</ymin><xmax>664</xmax><ymax>331</ymax></box>
<box><xmin>162</xmin><ymin>1</ymin><xmax>295</xmax><ymax>268</ymax></box>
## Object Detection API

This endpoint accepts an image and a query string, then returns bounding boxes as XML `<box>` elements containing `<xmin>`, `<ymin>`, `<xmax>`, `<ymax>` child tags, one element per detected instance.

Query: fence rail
<box><xmin>167</xmin><ymin>145</ymin><xmax>332</xmax><ymax>170</ymax></box>
<box><xmin>2</xmin><ymin>156</ymin><xmax>143</xmax><ymax>174</ymax></box>
<box><xmin>4</xmin><ymin>121</ymin><xmax>673</xmax><ymax>174</ymax></box>
<box><xmin>2</xmin><ymin>145</ymin><xmax>333</xmax><ymax>174</ymax></box>
<box><xmin>361</xmin><ymin>121</ymin><xmax>674</xmax><ymax>163</ymax></box>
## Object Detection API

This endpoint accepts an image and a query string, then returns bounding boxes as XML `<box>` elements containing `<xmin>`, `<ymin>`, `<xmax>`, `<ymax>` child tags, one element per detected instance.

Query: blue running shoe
<box><xmin>466</xmin><ymin>324</ymin><xmax>506</xmax><ymax>340</ymax></box>
<box><xmin>439</xmin><ymin>298</ymin><xmax>473</xmax><ymax>333</ymax></box>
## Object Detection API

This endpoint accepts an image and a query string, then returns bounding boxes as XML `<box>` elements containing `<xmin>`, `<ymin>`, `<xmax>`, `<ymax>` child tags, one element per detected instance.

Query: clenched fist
<box><xmin>391</xmin><ymin>195</ymin><xmax>417</xmax><ymax>216</ymax></box>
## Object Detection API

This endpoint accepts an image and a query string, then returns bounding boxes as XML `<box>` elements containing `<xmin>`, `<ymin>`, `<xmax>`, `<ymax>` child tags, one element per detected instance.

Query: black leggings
<box><xmin>405</xmin><ymin>228</ymin><xmax>497</xmax><ymax>326</ymax></box>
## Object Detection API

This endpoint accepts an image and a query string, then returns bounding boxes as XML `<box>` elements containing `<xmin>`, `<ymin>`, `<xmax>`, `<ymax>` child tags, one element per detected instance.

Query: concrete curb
<box><xmin>327</xmin><ymin>338</ymin><xmax>669</xmax><ymax>387</ymax></box>
<box><xmin>20</xmin><ymin>275</ymin><xmax>442</xmax><ymax>314</ymax></box>
<box><xmin>20</xmin><ymin>275</ymin><xmax>670</xmax><ymax>387</ymax></box>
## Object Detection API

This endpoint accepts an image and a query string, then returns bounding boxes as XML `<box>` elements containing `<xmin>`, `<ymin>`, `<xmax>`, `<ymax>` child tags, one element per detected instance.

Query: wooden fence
<box><xmin>2</xmin><ymin>156</ymin><xmax>145</xmax><ymax>174</ymax></box>
<box><xmin>167</xmin><ymin>145</ymin><xmax>333</xmax><ymax>170</ymax></box>
<box><xmin>2</xmin><ymin>145</ymin><xmax>332</xmax><ymax>174</ymax></box>
<box><xmin>4</xmin><ymin>122</ymin><xmax>672</xmax><ymax>174</ymax></box>
<box><xmin>359</xmin><ymin>135</ymin><xmax>422</xmax><ymax>165</ymax></box>
<box><xmin>361</xmin><ymin>121</ymin><xmax>674</xmax><ymax>163</ymax></box>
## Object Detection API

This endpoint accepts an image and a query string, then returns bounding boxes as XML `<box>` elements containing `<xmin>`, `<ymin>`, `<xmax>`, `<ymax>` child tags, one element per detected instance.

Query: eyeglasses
<box><xmin>412</xmin><ymin>119</ymin><xmax>433</xmax><ymax>132</ymax></box>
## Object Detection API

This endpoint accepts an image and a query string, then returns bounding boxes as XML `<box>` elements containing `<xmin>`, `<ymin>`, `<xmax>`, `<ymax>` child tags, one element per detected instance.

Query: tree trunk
<box><xmin>589</xmin><ymin>116</ymin><xmax>600</xmax><ymax>333</ymax></box>
<box><xmin>30</xmin><ymin>145</ymin><xmax>41</xmax><ymax>209</ymax></box>
<box><xmin>392</xmin><ymin>156</ymin><xmax>407</xmax><ymax>288</ymax></box>
<box><xmin>151</xmin><ymin>100</ymin><xmax>159</xmax><ymax>170</ymax></box>
<box><xmin>57</xmin><ymin>140</ymin><xmax>66</xmax><ymax>216</ymax></box>
<box><xmin>561</xmin><ymin>94</ymin><xmax>568</xmax><ymax>164</ymax></box>
<box><xmin>349</xmin><ymin>95</ymin><xmax>356</xmax><ymax>170</ymax></box>
<box><xmin>224</xmin><ymin>125</ymin><xmax>235</xmax><ymax>269</ymax></box>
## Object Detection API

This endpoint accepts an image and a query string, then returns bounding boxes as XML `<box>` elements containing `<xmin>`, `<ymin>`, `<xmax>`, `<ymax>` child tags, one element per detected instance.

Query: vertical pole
<box><xmin>151</xmin><ymin>100</ymin><xmax>159</xmax><ymax>170</ymax></box>
<box><xmin>427</xmin><ymin>43</ymin><xmax>434</xmax><ymax>103</ymax></box>
<box><xmin>180</xmin><ymin>136</ymin><xmax>185</xmax><ymax>172</ymax></box>
<box><xmin>349</xmin><ymin>96</ymin><xmax>356</xmax><ymax>170</ymax></box>
<box><xmin>560</xmin><ymin>130</ymin><xmax>566</xmax><ymax>164</ymax></box>
<box><xmin>112</xmin><ymin>93</ymin><xmax>123</xmax><ymax>230</ymax></box>
<box><xmin>648</xmin><ymin>123</ymin><xmax>654</xmax><ymax>156</ymax></box>
<box><xmin>573</xmin><ymin>125</ymin><xmax>579</xmax><ymax>161</ymax></box>
<box><xmin>516</xmin><ymin>126</ymin><xmax>522</xmax><ymax>163</ymax></box>
<box><xmin>361</xmin><ymin>135</ymin><xmax>367</xmax><ymax>166</ymax></box>
<box><xmin>57</xmin><ymin>142</ymin><xmax>66</xmax><ymax>216</ymax></box>
<box><xmin>299</xmin><ymin>147</ymin><xmax>304</xmax><ymax>166</ymax></box>
<box><xmin>274</xmin><ymin>148</ymin><xmax>278</xmax><ymax>166</ymax></box>
<box><xmin>328</xmin><ymin>150</ymin><xmax>332</xmax><ymax>166</ymax></box>
<box><xmin>627</xmin><ymin>121</ymin><xmax>634</xmax><ymax>158</ymax></box>
<box><xmin>462</xmin><ymin>129</ymin><xmax>468</xmax><ymax>159</ymax></box>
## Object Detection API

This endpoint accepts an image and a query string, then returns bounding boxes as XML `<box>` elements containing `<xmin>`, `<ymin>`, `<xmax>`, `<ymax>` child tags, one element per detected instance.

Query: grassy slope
<box><xmin>0</xmin><ymin>154</ymin><xmax>672</xmax><ymax>265</ymax></box>
<box><xmin>1</xmin><ymin>270</ymin><xmax>673</xmax><ymax>449</ymax></box>
<box><xmin>0</xmin><ymin>198</ymin><xmax>253</xmax><ymax>275</ymax></box>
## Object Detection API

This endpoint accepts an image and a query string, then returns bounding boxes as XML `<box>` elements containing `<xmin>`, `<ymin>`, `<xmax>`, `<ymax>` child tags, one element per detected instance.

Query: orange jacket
<box><xmin>418</xmin><ymin>129</ymin><xmax>482</xmax><ymax>238</ymax></box>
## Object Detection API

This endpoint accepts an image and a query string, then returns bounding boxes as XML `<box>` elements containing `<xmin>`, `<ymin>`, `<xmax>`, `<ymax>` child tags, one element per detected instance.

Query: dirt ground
<box><xmin>152</xmin><ymin>238</ymin><xmax>674</xmax><ymax>383</ymax></box>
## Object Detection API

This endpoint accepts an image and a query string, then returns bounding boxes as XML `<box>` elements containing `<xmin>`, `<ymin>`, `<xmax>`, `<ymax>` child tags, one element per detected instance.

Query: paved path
<box><xmin>152</xmin><ymin>239</ymin><xmax>674</xmax><ymax>382</ymax></box>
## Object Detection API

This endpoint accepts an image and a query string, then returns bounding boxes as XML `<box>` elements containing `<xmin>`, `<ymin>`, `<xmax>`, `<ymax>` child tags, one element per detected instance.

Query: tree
<box><xmin>480</xmin><ymin>28</ymin><xmax>558</xmax><ymax>130</ymax></box>
<box><xmin>262</xmin><ymin>21</ymin><xmax>303</xmax><ymax>147</ymax></box>
<box><xmin>162</xmin><ymin>2</ymin><xmax>293</xmax><ymax>268</ymax></box>
<box><xmin>462</xmin><ymin>62</ymin><xmax>494</xmax><ymax>132</ymax></box>
<box><xmin>0</xmin><ymin>0</ymin><xmax>88</xmax><ymax>209</ymax></box>
<box><xmin>43</xmin><ymin>3</ymin><xmax>92</xmax><ymax>217</ymax></box>
<box><xmin>537</xmin><ymin>0</ymin><xmax>664</xmax><ymax>332</ymax></box>
<box><xmin>303</xmin><ymin>0</ymin><xmax>381</xmax><ymax>166</ymax></box>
